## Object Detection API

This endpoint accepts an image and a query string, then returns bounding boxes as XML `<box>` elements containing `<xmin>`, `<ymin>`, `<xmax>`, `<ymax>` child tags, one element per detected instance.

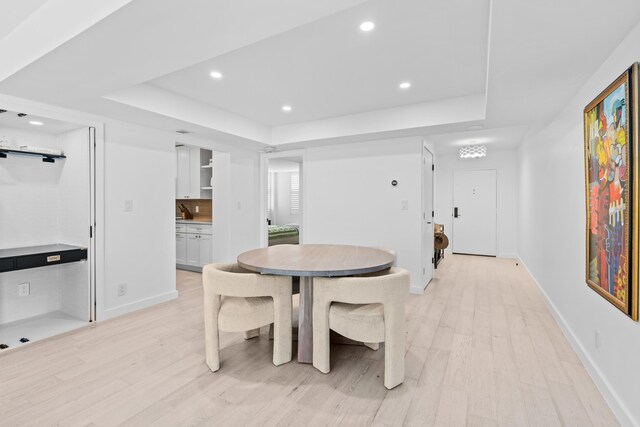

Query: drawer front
<box><xmin>176</xmin><ymin>224</ymin><xmax>187</xmax><ymax>233</ymax></box>
<box><xmin>0</xmin><ymin>257</ymin><xmax>14</xmax><ymax>273</ymax></box>
<box><xmin>187</xmin><ymin>224</ymin><xmax>212</xmax><ymax>235</ymax></box>
<box><xmin>15</xmin><ymin>249</ymin><xmax>88</xmax><ymax>271</ymax></box>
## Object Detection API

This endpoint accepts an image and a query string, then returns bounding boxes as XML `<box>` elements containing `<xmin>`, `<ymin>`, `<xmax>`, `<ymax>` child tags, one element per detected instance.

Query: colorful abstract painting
<box><xmin>584</xmin><ymin>64</ymin><xmax>638</xmax><ymax>320</ymax></box>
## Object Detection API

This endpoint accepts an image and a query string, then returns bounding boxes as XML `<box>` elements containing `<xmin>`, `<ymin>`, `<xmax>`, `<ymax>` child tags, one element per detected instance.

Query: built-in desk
<box><xmin>0</xmin><ymin>244</ymin><xmax>88</xmax><ymax>273</ymax></box>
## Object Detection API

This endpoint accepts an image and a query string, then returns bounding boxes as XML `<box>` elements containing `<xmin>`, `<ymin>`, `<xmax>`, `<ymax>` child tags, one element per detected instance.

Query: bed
<box><xmin>268</xmin><ymin>224</ymin><xmax>299</xmax><ymax>246</ymax></box>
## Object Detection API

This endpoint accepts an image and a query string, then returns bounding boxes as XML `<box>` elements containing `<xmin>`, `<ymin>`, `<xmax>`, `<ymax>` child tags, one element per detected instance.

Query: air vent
<box><xmin>176</xmin><ymin>130</ymin><xmax>191</xmax><ymax>134</ymax></box>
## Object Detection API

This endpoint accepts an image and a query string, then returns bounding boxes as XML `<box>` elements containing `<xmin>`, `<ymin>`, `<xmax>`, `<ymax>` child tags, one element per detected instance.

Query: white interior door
<box><xmin>422</xmin><ymin>147</ymin><xmax>434</xmax><ymax>285</ymax></box>
<box><xmin>452</xmin><ymin>169</ymin><xmax>497</xmax><ymax>256</ymax></box>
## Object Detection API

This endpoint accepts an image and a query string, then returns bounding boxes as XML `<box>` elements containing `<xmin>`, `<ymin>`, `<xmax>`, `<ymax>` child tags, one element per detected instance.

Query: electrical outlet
<box><xmin>595</xmin><ymin>330</ymin><xmax>601</xmax><ymax>350</ymax></box>
<box><xmin>195</xmin><ymin>206</ymin><xmax>200</xmax><ymax>213</ymax></box>
<box><xmin>124</xmin><ymin>200</ymin><xmax>133</xmax><ymax>212</ymax></box>
<box><xmin>117</xmin><ymin>283</ymin><xmax>127</xmax><ymax>297</ymax></box>
<box><xmin>18</xmin><ymin>282</ymin><xmax>30</xmax><ymax>297</ymax></box>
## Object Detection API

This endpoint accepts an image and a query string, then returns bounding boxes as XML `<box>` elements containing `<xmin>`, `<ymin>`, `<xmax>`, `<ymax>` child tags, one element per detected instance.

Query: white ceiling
<box><xmin>0</xmin><ymin>0</ymin><xmax>47</xmax><ymax>40</ymax></box>
<box><xmin>429</xmin><ymin>126</ymin><xmax>530</xmax><ymax>155</ymax></box>
<box><xmin>484</xmin><ymin>0</ymin><xmax>640</xmax><ymax>128</ymax></box>
<box><xmin>151</xmin><ymin>0</ymin><xmax>489</xmax><ymax>126</ymax></box>
<box><xmin>0</xmin><ymin>0</ymin><xmax>639</xmax><ymax>153</ymax></box>
<box><xmin>0</xmin><ymin>109</ymin><xmax>83</xmax><ymax>135</ymax></box>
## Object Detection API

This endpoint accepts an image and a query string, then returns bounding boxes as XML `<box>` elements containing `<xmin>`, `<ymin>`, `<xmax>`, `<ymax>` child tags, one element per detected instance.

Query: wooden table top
<box><xmin>237</xmin><ymin>244</ymin><xmax>394</xmax><ymax>277</ymax></box>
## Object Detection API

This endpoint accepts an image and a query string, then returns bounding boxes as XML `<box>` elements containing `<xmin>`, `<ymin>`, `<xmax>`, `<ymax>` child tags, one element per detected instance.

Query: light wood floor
<box><xmin>0</xmin><ymin>255</ymin><xmax>618</xmax><ymax>426</ymax></box>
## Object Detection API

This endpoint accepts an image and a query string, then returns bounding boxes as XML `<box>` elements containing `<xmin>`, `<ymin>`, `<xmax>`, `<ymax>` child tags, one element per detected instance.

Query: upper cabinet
<box><xmin>176</xmin><ymin>145</ymin><xmax>212</xmax><ymax>199</ymax></box>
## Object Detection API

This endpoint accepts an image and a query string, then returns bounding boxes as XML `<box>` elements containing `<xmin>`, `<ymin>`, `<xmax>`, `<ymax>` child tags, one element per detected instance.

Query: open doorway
<box><xmin>262</xmin><ymin>152</ymin><xmax>304</xmax><ymax>247</ymax></box>
<box><xmin>174</xmin><ymin>143</ymin><xmax>213</xmax><ymax>272</ymax></box>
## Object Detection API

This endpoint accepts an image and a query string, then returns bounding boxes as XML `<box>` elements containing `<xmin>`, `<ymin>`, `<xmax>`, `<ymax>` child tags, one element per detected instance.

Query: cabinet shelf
<box><xmin>201</xmin><ymin>164</ymin><xmax>212</xmax><ymax>169</ymax></box>
<box><xmin>0</xmin><ymin>148</ymin><xmax>66</xmax><ymax>163</ymax></box>
<box><xmin>201</xmin><ymin>186</ymin><xmax>212</xmax><ymax>190</ymax></box>
<box><xmin>0</xmin><ymin>244</ymin><xmax>87</xmax><ymax>273</ymax></box>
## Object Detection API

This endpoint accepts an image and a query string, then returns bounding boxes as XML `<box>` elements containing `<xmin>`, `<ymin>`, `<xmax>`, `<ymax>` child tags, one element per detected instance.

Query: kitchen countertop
<box><xmin>175</xmin><ymin>218</ymin><xmax>212</xmax><ymax>224</ymax></box>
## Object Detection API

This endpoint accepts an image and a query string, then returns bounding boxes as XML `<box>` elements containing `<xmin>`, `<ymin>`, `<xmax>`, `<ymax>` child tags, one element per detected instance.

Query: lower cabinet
<box><xmin>176</xmin><ymin>233</ymin><xmax>187</xmax><ymax>265</ymax></box>
<box><xmin>198</xmin><ymin>234</ymin><xmax>212</xmax><ymax>267</ymax></box>
<box><xmin>186</xmin><ymin>234</ymin><xmax>199</xmax><ymax>266</ymax></box>
<box><xmin>176</xmin><ymin>223</ymin><xmax>212</xmax><ymax>270</ymax></box>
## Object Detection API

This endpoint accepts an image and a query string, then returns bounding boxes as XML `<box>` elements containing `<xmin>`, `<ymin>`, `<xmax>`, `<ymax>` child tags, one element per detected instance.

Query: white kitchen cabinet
<box><xmin>199</xmin><ymin>234</ymin><xmax>212</xmax><ymax>267</ymax></box>
<box><xmin>186</xmin><ymin>234</ymin><xmax>200</xmax><ymax>266</ymax></box>
<box><xmin>176</xmin><ymin>146</ymin><xmax>212</xmax><ymax>199</ymax></box>
<box><xmin>176</xmin><ymin>232</ymin><xmax>187</xmax><ymax>265</ymax></box>
<box><xmin>176</xmin><ymin>222</ymin><xmax>212</xmax><ymax>270</ymax></box>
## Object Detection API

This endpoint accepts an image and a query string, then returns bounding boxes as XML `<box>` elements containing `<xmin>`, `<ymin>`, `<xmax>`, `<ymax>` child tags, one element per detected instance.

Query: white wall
<box><xmin>0</xmin><ymin>126</ymin><xmax>61</xmax><ymax>249</ymax></box>
<box><xmin>304</xmin><ymin>137</ymin><xmax>425</xmax><ymax>292</ymax></box>
<box><xmin>101</xmin><ymin>121</ymin><xmax>178</xmax><ymax>318</ymax></box>
<box><xmin>518</xmin><ymin>21</ymin><xmax>640</xmax><ymax>426</ymax></box>
<box><xmin>435</xmin><ymin>149</ymin><xmax>519</xmax><ymax>258</ymax></box>
<box><xmin>228</xmin><ymin>153</ymin><xmax>261</xmax><ymax>258</ymax></box>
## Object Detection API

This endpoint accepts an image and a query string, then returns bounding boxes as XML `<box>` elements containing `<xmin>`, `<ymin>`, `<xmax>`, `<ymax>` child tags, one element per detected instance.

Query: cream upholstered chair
<box><xmin>312</xmin><ymin>267</ymin><xmax>410</xmax><ymax>389</ymax></box>
<box><xmin>203</xmin><ymin>263</ymin><xmax>292</xmax><ymax>371</ymax></box>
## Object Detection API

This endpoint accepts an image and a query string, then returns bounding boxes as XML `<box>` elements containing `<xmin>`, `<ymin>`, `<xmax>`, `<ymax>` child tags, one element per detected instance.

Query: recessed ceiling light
<box><xmin>282</xmin><ymin>105</ymin><xmax>292</xmax><ymax>112</ymax></box>
<box><xmin>360</xmin><ymin>21</ymin><xmax>375</xmax><ymax>32</ymax></box>
<box><xmin>209</xmin><ymin>71</ymin><xmax>223</xmax><ymax>79</ymax></box>
<box><xmin>399</xmin><ymin>82</ymin><xmax>411</xmax><ymax>90</ymax></box>
<box><xmin>29</xmin><ymin>121</ymin><xmax>43</xmax><ymax>126</ymax></box>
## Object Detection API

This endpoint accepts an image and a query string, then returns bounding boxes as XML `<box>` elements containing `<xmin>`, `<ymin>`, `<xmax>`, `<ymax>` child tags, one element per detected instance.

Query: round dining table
<box><xmin>237</xmin><ymin>244</ymin><xmax>394</xmax><ymax>363</ymax></box>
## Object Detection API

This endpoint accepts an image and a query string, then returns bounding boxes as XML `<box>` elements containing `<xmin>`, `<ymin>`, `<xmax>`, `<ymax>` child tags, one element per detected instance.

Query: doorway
<box><xmin>265</xmin><ymin>156</ymin><xmax>302</xmax><ymax>246</ymax></box>
<box><xmin>422</xmin><ymin>146</ymin><xmax>434</xmax><ymax>287</ymax></box>
<box><xmin>452</xmin><ymin>169</ymin><xmax>497</xmax><ymax>256</ymax></box>
<box><xmin>260</xmin><ymin>151</ymin><xmax>304</xmax><ymax>248</ymax></box>
<box><xmin>174</xmin><ymin>143</ymin><xmax>213</xmax><ymax>272</ymax></box>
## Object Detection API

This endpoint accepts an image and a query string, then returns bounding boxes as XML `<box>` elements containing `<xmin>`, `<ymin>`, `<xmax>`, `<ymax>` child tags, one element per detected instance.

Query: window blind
<box><xmin>267</xmin><ymin>172</ymin><xmax>274</xmax><ymax>216</ymax></box>
<box><xmin>290</xmin><ymin>172</ymin><xmax>300</xmax><ymax>214</ymax></box>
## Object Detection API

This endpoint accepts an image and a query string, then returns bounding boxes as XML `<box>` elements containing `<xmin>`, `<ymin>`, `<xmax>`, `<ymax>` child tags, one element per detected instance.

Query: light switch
<box><xmin>237</xmin><ymin>201</ymin><xmax>241</xmax><ymax>210</ymax></box>
<box><xmin>124</xmin><ymin>200</ymin><xmax>133</xmax><ymax>212</ymax></box>
<box><xmin>401</xmin><ymin>200</ymin><xmax>409</xmax><ymax>210</ymax></box>
<box><xmin>18</xmin><ymin>282</ymin><xmax>30</xmax><ymax>297</ymax></box>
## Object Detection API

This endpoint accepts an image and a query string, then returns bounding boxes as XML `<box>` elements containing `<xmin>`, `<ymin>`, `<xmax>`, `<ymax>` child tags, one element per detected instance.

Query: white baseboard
<box><xmin>518</xmin><ymin>258</ymin><xmax>635</xmax><ymax>427</ymax></box>
<box><xmin>443</xmin><ymin>250</ymin><xmax>518</xmax><ymax>259</ymax></box>
<box><xmin>497</xmin><ymin>252</ymin><xmax>519</xmax><ymax>259</ymax></box>
<box><xmin>98</xmin><ymin>290</ymin><xmax>179</xmax><ymax>321</ymax></box>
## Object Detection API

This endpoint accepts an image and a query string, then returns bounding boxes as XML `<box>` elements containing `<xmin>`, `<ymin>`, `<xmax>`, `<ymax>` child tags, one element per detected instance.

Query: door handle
<box><xmin>427</xmin><ymin>221</ymin><xmax>432</xmax><ymax>224</ymax></box>
<box><xmin>454</xmin><ymin>207</ymin><xmax>460</xmax><ymax>218</ymax></box>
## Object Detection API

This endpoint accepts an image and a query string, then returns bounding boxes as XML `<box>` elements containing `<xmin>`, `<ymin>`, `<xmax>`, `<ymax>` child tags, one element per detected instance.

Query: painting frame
<box><xmin>584</xmin><ymin>63</ymin><xmax>639</xmax><ymax>321</ymax></box>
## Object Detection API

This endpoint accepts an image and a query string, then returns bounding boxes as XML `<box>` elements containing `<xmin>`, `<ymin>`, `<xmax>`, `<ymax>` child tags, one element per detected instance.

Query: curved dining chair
<box><xmin>203</xmin><ymin>263</ymin><xmax>292</xmax><ymax>372</ymax></box>
<box><xmin>312</xmin><ymin>267</ymin><xmax>410</xmax><ymax>389</ymax></box>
